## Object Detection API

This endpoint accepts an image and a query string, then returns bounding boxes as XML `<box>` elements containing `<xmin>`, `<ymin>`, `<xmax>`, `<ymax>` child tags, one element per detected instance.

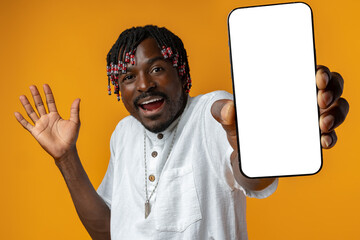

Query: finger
<box><xmin>19</xmin><ymin>95</ymin><xmax>39</xmax><ymax>123</ymax></box>
<box><xmin>211</xmin><ymin>99</ymin><xmax>237</xmax><ymax>150</ymax></box>
<box><xmin>317</xmin><ymin>67</ymin><xmax>344</xmax><ymax>109</ymax></box>
<box><xmin>29</xmin><ymin>85</ymin><xmax>47</xmax><ymax>116</ymax></box>
<box><xmin>317</xmin><ymin>89</ymin><xmax>333</xmax><ymax>109</ymax></box>
<box><xmin>14</xmin><ymin>112</ymin><xmax>34</xmax><ymax>132</ymax></box>
<box><xmin>316</xmin><ymin>65</ymin><xmax>330</xmax><ymax>90</ymax></box>
<box><xmin>326</xmin><ymin>71</ymin><xmax>344</xmax><ymax>105</ymax></box>
<box><xmin>43</xmin><ymin>84</ymin><xmax>58</xmax><ymax>113</ymax></box>
<box><xmin>211</xmin><ymin>100</ymin><xmax>236</xmax><ymax>128</ymax></box>
<box><xmin>318</xmin><ymin>71</ymin><xmax>344</xmax><ymax>109</ymax></box>
<box><xmin>319</xmin><ymin>98</ymin><xmax>349</xmax><ymax>133</ymax></box>
<box><xmin>69</xmin><ymin>98</ymin><xmax>81</xmax><ymax>124</ymax></box>
<box><xmin>321</xmin><ymin>131</ymin><xmax>337</xmax><ymax>149</ymax></box>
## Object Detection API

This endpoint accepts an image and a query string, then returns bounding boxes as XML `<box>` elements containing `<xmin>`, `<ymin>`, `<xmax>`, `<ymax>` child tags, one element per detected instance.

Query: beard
<box><xmin>141</xmin><ymin>91</ymin><xmax>186</xmax><ymax>133</ymax></box>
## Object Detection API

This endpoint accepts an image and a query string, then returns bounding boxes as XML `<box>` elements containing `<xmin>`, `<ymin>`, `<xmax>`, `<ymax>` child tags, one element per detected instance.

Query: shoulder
<box><xmin>191</xmin><ymin>90</ymin><xmax>233</xmax><ymax>104</ymax></box>
<box><xmin>187</xmin><ymin>91</ymin><xmax>232</xmax><ymax>113</ymax></box>
<box><xmin>112</xmin><ymin>115</ymin><xmax>135</xmax><ymax>133</ymax></box>
<box><xmin>114</xmin><ymin>115</ymin><xmax>138</xmax><ymax>131</ymax></box>
<box><xmin>188</xmin><ymin>90</ymin><xmax>233</xmax><ymax>114</ymax></box>
<box><xmin>181</xmin><ymin>91</ymin><xmax>233</xmax><ymax>131</ymax></box>
<box><xmin>110</xmin><ymin>115</ymin><xmax>141</xmax><ymax>144</ymax></box>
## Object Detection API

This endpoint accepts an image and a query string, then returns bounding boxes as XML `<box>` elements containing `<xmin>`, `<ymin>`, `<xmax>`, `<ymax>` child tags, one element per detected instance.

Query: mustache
<box><xmin>133</xmin><ymin>91</ymin><xmax>168</xmax><ymax>107</ymax></box>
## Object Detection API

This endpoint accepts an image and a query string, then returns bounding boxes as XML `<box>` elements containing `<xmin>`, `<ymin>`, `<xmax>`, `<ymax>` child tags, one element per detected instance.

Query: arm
<box><xmin>14</xmin><ymin>84</ymin><xmax>110</xmax><ymax>240</ymax></box>
<box><xmin>211</xmin><ymin>100</ymin><xmax>276</xmax><ymax>191</ymax></box>
<box><xmin>211</xmin><ymin>65</ymin><xmax>349</xmax><ymax>191</ymax></box>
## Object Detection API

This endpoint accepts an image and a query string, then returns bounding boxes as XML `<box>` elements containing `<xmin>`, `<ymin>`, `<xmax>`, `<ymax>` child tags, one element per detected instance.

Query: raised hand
<box><xmin>14</xmin><ymin>84</ymin><xmax>81</xmax><ymax>161</ymax></box>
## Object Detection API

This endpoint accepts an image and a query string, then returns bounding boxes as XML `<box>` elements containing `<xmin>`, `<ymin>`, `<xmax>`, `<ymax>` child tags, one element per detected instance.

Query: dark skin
<box><xmin>14</xmin><ymin>87</ymin><xmax>110</xmax><ymax>240</ymax></box>
<box><xmin>14</xmin><ymin>37</ymin><xmax>349</xmax><ymax>238</ymax></box>
<box><xmin>119</xmin><ymin>38</ymin><xmax>188</xmax><ymax>133</ymax></box>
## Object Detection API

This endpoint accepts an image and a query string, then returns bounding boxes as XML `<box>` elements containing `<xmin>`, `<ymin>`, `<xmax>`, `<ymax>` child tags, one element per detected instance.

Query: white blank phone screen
<box><xmin>228</xmin><ymin>3</ymin><xmax>322</xmax><ymax>178</ymax></box>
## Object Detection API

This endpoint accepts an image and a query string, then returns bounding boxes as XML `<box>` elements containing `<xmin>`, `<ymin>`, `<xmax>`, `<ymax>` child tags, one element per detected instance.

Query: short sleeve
<box><xmin>230</xmin><ymin>154</ymin><xmax>278</xmax><ymax>198</ymax></box>
<box><xmin>97</xmin><ymin>131</ymin><xmax>116</xmax><ymax>208</ymax></box>
<box><xmin>245</xmin><ymin>178</ymin><xmax>278</xmax><ymax>199</ymax></box>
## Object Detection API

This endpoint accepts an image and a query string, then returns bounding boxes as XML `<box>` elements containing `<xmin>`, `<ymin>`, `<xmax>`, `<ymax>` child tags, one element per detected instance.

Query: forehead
<box><xmin>135</xmin><ymin>38</ymin><xmax>162</xmax><ymax>59</ymax></box>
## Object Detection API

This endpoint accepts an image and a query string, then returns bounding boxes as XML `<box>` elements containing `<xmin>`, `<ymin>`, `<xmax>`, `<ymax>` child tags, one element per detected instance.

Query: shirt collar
<box><xmin>144</xmin><ymin>95</ymin><xmax>191</xmax><ymax>142</ymax></box>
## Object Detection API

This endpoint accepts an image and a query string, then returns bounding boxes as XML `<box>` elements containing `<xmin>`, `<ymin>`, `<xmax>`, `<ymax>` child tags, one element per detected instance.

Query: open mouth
<box><xmin>139</xmin><ymin>97</ymin><xmax>165</xmax><ymax>112</ymax></box>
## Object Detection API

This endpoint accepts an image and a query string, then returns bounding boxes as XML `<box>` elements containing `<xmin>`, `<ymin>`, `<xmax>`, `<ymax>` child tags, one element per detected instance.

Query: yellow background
<box><xmin>1</xmin><ymin>0</ymin><xmax>359</xmax><ymax>239</ymax></box>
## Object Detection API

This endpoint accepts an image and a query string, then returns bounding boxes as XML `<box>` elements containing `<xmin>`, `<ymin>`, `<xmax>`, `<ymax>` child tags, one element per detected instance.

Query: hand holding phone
<box><xmin>228</xmin><ymin>3</ymin><xmax>322</xmax><ymax>178</ymax></box>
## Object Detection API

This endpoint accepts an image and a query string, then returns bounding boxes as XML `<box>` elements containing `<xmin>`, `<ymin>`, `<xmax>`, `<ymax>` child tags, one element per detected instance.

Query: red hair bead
<box><xmin>114</xmin><ymin>65</ymin><xmax>118</xmax><ymax>75</ymax></box>
<box><xmin>161</xmin><ymin>46</ymin><xmax>168</xmax><ymax>59</ymax></box>
<box><xmin>111</xmin><ymin>63</ymin><xmax>115</xmax><ymax>74</ymax></box>
<box><xmin>125</xmin><ymin>53</ymin><xmax>130</xmax><ymax>63</ymax></box>
<box><xmin>166</xmin><ymin>47</ymin><xmax>173</xmax><ymax>57</ymax></box>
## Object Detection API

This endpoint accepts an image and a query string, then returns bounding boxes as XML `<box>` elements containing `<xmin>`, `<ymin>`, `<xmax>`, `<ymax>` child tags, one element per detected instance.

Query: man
<box><xmin>14</xmin><ymin>25</ymin><xmax>349</xmax><ymax>239</ymax></box>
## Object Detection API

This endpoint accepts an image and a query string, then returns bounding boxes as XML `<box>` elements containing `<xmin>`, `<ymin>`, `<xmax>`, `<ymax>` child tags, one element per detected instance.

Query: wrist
<box><xmin>55</xmin><ymin>146</ymin><xmax>78</xmax><ymax>167</ymax></box>
<box><xmin>231</xmin><ymin>150</ymin><xmax>276</xmax><ymax>191</ymax></box>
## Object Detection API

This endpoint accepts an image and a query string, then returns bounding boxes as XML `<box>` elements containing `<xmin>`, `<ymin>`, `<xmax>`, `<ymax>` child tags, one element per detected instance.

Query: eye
<box><xmin>122</xmin><ymin>74</ymin><xmax>135</xmax><ymax>82</ymax></box>
<box><xmin>151</xmin><ymin>66</ymin><xmax>163</xmax><ymax>73</ymax></box>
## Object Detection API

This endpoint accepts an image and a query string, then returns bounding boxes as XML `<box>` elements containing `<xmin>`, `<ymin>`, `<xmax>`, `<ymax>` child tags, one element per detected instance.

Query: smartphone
<box><xmin>228</xmin><ymin>2</ymin><xmax>322</xmax><ymax>178</ymax></box>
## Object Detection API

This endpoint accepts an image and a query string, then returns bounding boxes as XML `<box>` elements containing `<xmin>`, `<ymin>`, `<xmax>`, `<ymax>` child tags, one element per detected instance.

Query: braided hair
<box><xmin>106</xmin><ymin>25</ymin><xmax>192</xmax><ymax>101</ymax></box>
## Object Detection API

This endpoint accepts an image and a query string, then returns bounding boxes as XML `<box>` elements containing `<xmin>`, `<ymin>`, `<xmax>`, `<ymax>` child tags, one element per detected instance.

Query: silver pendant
<box><xmin>145</xmin><ymin>200</ymin><xmax>151</xmax><ymax>219</ymax></box>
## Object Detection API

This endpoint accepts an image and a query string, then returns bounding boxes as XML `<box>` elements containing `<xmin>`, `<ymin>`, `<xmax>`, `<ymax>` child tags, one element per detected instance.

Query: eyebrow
<box><xmin>147</xmin><ymin>56</ymin><xmax>165</xmax><ymax>65</ymax></box>
<box><xmin>122</xmin><ymin>56</ymin><xmax>165</xmax><ymax>74</ymax></box>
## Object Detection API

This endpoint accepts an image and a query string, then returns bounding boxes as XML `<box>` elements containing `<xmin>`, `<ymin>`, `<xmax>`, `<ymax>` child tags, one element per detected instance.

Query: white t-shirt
<box><xmin>97</xmin><ymin>91</ymin><xmax>278</xmax><ymax>240</ymax></box>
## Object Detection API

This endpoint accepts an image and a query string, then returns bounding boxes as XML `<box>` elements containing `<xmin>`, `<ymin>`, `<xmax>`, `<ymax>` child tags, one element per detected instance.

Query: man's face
<box><xmin>119</xmin><ymin>38</ymin><xmax>187</xmax><ymax>133</ymax></box>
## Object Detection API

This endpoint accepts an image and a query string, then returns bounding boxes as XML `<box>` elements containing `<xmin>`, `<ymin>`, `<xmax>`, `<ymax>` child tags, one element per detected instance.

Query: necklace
<box><xmin>144</xmin><ymin>121</ymin><xmax>180</xmax><ymax>219</ymax></box>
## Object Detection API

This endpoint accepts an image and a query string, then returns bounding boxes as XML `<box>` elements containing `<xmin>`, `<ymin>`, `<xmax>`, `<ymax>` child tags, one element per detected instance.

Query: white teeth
<box><xmin>141</xmin><ymin>98</ymin><xmax>163</xmax><ymax>105</ymax></box>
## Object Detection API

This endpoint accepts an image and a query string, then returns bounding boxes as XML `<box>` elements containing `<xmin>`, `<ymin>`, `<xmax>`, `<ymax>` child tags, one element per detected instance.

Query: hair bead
<box><xmin>125</xmin><ymin>53</ymin><xmax>130</xmax><ymax>63</ymax></box>
<box><xmin>107</xmin><ymin>66</ymin><xmax>111</xmax><ymax>76</ymax></box>
<box><xmin>130</xmin><ymin>54</ymin><xmax>135</xmax><ymax>65</ymax></box>
<box><xmin>161</xmin><ymin>46</ymin><xmax>168</xmax><ymax>59</ymax></box>
<box><xmin>166</xmin><ymin>47</ymin><xmax>173</xmax><ymax>57</ymax></box>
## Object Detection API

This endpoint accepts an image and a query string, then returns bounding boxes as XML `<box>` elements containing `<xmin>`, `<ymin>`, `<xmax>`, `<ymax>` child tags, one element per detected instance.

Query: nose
<box><xmin>136</xmin><ymin>72</ymin><xmax>156</xmax><ymax>92</ymax></box>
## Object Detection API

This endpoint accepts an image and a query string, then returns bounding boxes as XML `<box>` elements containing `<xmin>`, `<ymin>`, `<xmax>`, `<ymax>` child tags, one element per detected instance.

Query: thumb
<box><xmin>211</xmin><ymin>99</ymin><xmax>238</xmax><ymax>150</ymax></box>
<box><xmin>69</xmin><ymin>98</ymin><xmax>81</xmax><ymax>124</ymax></box>
<box><xmin>211</xmin><ymin>99</ymin><xmax>236</xmax><ymax>126</ymax></box>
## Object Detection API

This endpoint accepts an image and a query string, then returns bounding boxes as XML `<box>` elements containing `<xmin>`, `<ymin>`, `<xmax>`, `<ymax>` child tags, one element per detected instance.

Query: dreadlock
<box><xmin>106</xmin><ymin>25</ymin><xmax>192</xmax><ymax>101</ymax></box>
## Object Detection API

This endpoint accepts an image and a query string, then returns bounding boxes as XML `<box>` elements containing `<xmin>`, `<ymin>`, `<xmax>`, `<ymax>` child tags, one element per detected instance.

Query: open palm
<box><xmin>15</xmin><ymin>84</ymin><xmax>80</xmax><ymax>160</ymax></box>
